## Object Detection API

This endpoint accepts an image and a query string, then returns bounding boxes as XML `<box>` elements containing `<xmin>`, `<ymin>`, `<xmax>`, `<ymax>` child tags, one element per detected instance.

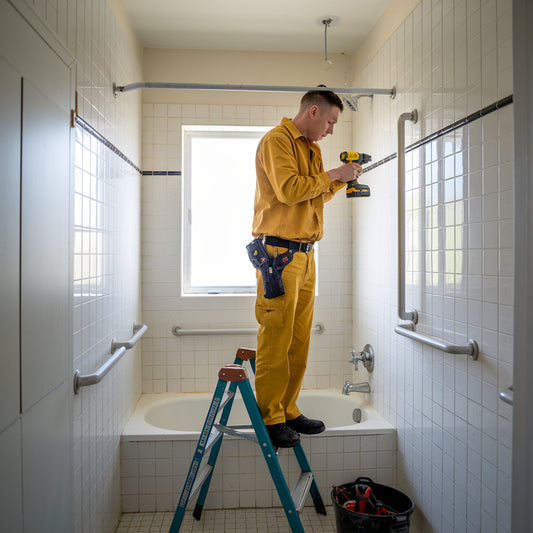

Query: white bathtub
<box><xmin>122</xmin><ymin>390</ymin><xmax>393</xmax><ymax>441</ymax></box>
<box><xmin>120</xmin><ymin>391</ymin><xmax>395</xmax><ymax>513</ymax></box>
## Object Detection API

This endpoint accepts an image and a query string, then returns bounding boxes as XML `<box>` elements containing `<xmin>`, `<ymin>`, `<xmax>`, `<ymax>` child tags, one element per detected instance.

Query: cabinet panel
<box><xmin>22</xmin><ymin>384</ymin><xmax>70</xmax><ymax>533</ymax></box>
<box><xmin>0</xmin><ymin>57</ymin><xmax>21</xmax><ymax>431</ymax></box>
<box><xmin>20</xmin><ymin>78</ymin><xmax>70</xmax><ymax>411</ymax></box>
<box><xmin>0</xmin><ymin>422</ymin><xmax>23</xmax><ymax>533</ymax></box>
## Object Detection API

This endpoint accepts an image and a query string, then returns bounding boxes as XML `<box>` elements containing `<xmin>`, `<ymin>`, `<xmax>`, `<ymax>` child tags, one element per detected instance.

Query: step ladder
<box><xmin>169</xmin><ymin>347</ymin><xmax>326</xmax><ymax>533</ymax></box>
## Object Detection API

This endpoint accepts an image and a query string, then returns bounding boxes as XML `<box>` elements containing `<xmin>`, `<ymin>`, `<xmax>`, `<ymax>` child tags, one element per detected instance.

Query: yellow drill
<box><xmin>340</xmin><ymin>151</ymin><xmax>372</xmax><ymax>197</ymax></box>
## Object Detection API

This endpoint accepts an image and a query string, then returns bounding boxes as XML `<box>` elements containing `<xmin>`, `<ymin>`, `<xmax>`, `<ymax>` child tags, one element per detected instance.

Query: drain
<box><xmin>352</xmin><ymin>408</ymin><xmax>362</xmax><ymax>423</ymax></box>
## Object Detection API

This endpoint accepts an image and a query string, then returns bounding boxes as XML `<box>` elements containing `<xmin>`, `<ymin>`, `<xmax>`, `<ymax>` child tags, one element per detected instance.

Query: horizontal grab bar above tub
<box><xmin>172</xmin><ymin>323</ymin><xmax>325</xmax><ymax>337</ymax></box>
<box><xmin>73</xmin><ymin>323</ymin><xmax>148</xmax><ymax>394</ymax></box>
<box><xmin>394</xmin><ymin>324</ymin><xmax>479</xmax><ymax>360</ymax></box>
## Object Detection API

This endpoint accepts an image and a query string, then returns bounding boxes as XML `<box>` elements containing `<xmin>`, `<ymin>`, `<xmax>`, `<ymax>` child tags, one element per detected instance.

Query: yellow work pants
<box><xmin>254</xmin><ymin>245</ymin><xmax>316</xmax><ymax>425</ymax></box>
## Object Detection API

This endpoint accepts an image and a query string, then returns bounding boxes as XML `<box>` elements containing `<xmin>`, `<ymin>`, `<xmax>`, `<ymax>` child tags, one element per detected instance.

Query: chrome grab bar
<box><xmin>111</xmin><ymin>323</ymin><xmax>148</xmax><ymax>351</ymax></box>
<box><xmin>73</xmin><ymin>323</ymin><xmax>148</xmax><ymax>394</ymax></box>
<box><xmin>398</xmin><ymin>109</ymin><xmax>419</xmax><ymax>324</ymax></box>
<box><xmin>394</xmin><ymin>110</ymin><xmax>480</xmax><ymax>360</ymax></box>
<box><xmin>394</xmin><ymin>324</ymin><xmax>479</xmax><ymax>360</ymax></box>
<box><xmin>499</xmin><ymin>386</ymin><xmax>513</xmax><ymax>406</ymax></box>
<box><xmin>73</xmin><ymin>347</ymin><xmax>127</xmax><ymax>394</ymax></box>
<box><xmin>172</xmin><ymin>323</ymin><xmax>325</xmax><ymax>337</ymax></box>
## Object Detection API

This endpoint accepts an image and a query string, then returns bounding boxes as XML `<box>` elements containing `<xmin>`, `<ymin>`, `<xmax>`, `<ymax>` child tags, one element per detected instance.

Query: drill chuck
<box><xmin>340</xmin><ymin>152</ymin><xmax>372</xmax><ymax>198</ymax></box>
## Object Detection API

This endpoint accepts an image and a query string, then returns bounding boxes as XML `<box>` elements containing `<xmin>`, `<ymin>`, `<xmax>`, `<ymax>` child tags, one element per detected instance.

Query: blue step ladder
<box><xmin>169</xmin><ymin>347</ymin><xmax>327</xmax><ymax>533</ymax></box>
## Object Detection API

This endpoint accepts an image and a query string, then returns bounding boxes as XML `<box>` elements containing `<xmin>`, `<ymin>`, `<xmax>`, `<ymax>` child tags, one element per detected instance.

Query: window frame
<box><xmin>181</xmin><ymin>125</ymin><xmax>269</xmax><ymax>296</ymax></box>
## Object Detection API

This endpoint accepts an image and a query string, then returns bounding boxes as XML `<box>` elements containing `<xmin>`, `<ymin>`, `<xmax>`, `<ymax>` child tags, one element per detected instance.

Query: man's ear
<box><xmin>308</xmin><ymin>104</ymin><xmax>320</xmax><ymax>118</ymax></box>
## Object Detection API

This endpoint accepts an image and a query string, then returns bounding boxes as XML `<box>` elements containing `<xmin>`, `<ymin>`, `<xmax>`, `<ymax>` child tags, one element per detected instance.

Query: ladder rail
<box><xmin>192</xmin><ymin>378</ymin><xmax>240</xmax><ymax>517</ymax></box>
<box><xmin>169</xmin><ymin>378</ymin><xmax>228</xmax><ymax>532</ymax></box>
<box><xmin>169</xmin><ymin>348</ymin><xmax>325</xmax><ymax>533</ymax></box>
<box><xmin>237</xmin><ymin>377</ymin><xmax>306</xmax><ymax>533</ymax></box>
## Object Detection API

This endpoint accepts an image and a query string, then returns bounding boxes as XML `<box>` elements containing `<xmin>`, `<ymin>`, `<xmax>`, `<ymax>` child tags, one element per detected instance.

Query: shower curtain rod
<box><xmin>112</xmin><ymin>81</ymin><xmax>396</xmax><ymax>98</ymax></box>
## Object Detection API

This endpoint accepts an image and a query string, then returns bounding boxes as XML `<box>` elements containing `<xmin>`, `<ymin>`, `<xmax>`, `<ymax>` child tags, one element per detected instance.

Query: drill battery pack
<box><xmin>246</xmin><ymin>238</ymin><xmax>293</xmax><ymax>299</ymax></box>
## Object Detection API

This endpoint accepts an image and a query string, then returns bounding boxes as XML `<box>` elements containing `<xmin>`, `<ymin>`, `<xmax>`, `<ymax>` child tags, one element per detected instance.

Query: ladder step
<box><xmin>219</xmin><ymin>389</ymin><xmax>234</xmax><ymax>410</ymax></box>
<box><xmin>291</xmin><ymin>471</ymin><xmax>314</xmax><ymax>513</ymax></box>
<box><xmin>190</xmin><ymin>464</ymin><xmax>214</xmax><ymax>499</ymax></box>
<box><xmin>204</xmin><ymin>426</ymin><xmax>223</xmax><ymax>454</ymax></box>
<box><xmin>215</xmin><ymin>423</ymin><xmax>258</xmax><ymax>444</ymax></box>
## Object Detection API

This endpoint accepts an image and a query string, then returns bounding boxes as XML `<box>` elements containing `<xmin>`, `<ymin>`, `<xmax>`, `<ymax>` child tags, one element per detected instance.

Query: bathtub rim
<box><xmin>121</xmin><ymin>390</ymin><xmax>394</xmax><ymax>442</ymax></box>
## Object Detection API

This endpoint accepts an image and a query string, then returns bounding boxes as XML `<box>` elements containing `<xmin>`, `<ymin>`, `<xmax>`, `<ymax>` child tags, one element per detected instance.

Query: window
<box><xmin>182</xmin><ymin>126</ymin><xmax>269</xmax><ymax>295</ymax></box>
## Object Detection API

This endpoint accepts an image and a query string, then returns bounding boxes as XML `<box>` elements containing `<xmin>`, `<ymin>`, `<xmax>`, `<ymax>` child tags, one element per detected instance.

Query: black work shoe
<box><xmin>265</xmin><ymin>423</ymin><xmax>301</xmax><ymax>448</ymax></box>
<box><xmin>286</xmin><ymin>414</ymin><xmax>326</xmax><ymax>435</ymax></box>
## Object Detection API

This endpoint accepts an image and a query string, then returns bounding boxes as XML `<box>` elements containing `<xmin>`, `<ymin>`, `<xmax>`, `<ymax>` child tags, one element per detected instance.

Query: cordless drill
<box><xmin>340</xmin><ymin>151</ymin><xmax>372</xmax><ymax>197</ymax></box>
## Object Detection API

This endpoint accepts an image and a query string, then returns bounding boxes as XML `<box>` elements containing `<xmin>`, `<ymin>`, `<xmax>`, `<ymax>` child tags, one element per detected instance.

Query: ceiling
<box><xmin>122</xmin><ymin>0</ymin><xmax>392</xmax><ymax>54</ymax></box>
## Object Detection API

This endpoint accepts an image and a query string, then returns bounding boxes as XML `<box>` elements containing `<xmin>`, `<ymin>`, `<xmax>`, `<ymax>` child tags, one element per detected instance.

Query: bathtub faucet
<box><xmin>342</xmin><ymin>380</ymin><xmax>371</xmax><ymax>395</ymax></box>
<box><xmin>349</xmin><ymin>344</ymin><xmax>374</xmax><ymax>372</ymax></box>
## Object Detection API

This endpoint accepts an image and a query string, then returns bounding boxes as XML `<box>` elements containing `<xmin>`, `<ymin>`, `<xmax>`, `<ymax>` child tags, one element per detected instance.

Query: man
<box><xmin>251</xmin><ymin>88</ymin><xmax>363</xmax><ymax>447</ymax></box>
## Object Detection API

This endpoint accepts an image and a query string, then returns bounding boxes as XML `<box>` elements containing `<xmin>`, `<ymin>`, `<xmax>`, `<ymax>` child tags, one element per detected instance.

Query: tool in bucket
<box><xmin>333</xmin><ymin>481</ymin><xmax>397</xmax><ymax>516</ymax></box>
<box><xmin>169</xmin><ymin>347</ymin><xmax>326</xmax><ymax>533</ymax></box>
<box><xmin>331</xmin><ymin>476</ymin><xmax>414</xmax><ymax>533</ymax></box>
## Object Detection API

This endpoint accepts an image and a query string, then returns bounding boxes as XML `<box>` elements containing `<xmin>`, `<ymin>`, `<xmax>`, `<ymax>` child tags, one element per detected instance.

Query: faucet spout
<box><xmin>342</xmin><ymin>380</ymin><xmax>371</xmax><ymax>395</ymax></box>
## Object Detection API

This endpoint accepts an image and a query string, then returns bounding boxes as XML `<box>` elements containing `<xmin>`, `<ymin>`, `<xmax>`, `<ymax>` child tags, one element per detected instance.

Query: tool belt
<box><xmin>246</xmin><ymin>238</ymin><xmax>294</xmax><ymax>299</ymax></box>
<box><xmin>264</xmin><ymin>236</ymin><xmax>314</xmax><ymax>253</ymax></box>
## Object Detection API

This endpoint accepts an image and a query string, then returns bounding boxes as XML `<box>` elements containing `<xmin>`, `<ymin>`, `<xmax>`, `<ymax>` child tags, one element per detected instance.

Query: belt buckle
<box><xmin>300</xmin><ymin>242</ymin><xmax>311</xmax><ymax>253</ymax></box>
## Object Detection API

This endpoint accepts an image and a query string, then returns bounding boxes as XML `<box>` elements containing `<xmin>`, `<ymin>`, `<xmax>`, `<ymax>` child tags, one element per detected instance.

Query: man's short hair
<box><xmin>300</xmin><ymin>85</ymin><xmax>344</xmax><ymax>112</ymax></box>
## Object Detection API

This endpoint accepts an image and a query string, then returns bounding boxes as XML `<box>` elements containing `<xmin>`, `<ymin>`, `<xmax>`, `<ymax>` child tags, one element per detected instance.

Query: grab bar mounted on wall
<box><xmin>172</xmin><ymin>323</ymin><xmax>325</xmax><ymax>337</ymax></box>
<box><xmin>397</xmin><ymin>109</ymin><xmax>419</xmax><ymax>325</ymax></box>
<box><xmin>499</xmin><ymin>386</ymin><xmax>513</xmax><ymax>406</ymax></box>
<box><xmin>73</xmin><ymin>323</ymin><xmax>148</xmax><ymax>394</ymax></box>
<box><xmin>395</xmin><ymin>324</ymin><xmax>479</xmax><ymax>360</ymax></box>
<box><xmin>111</xmin><ymin>323</ymin><xmax>148</xmax><ymax>352</ymax></box>
<box><xmin>395</xmin><ymin>110</ymin><xmax>480</xmax><ymax>361</ymax></box>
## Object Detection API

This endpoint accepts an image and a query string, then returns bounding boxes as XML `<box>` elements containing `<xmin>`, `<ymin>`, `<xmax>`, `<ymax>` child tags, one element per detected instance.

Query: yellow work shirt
<box><xmin>252</xmin><ymin>117</ymin><xmax>346</xmax><ymax>243</ymax></box>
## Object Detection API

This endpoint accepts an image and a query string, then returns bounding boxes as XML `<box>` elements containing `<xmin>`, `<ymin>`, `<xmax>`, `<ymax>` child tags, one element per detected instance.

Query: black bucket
<box><xmin>331</xmin><ymin>477</ymin><xmax>414</xmax><ymax>533</ymax></box>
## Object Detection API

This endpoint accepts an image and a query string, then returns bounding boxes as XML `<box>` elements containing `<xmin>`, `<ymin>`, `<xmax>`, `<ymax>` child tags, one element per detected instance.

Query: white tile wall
<box><xmin>352</xmin><ymin>0</ymin><xmax>513</xmax><ymax>532</ymax></box>
<box><xmin>120</xmin><ymin>432</ymin><xmax>395</xmax><ymax>513</ymax></box>
<box><xmin>73</xmin><ymin>126</ymin><xmax>142</xmax><ymax>533</ymax></box>
<box><xmin>141</xmin><ymin>103</ymin><xmax>355</xmax><ymax>394</ymax></box>
<box><xmin>23</xmin><ymin>1</ymin><xmax>143</xmax><ymax>533</ymax></box>
<box><xmin>23</xmin><ymin>0</ymin><xmax>517</xmax><ymax>531</ymax></box>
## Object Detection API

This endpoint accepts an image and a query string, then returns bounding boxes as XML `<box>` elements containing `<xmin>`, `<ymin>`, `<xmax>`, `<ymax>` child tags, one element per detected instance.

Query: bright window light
<box><xmin>182</xmin><ymin>126</ymin><xmax>269</xmax><ymax>295</ymax></box>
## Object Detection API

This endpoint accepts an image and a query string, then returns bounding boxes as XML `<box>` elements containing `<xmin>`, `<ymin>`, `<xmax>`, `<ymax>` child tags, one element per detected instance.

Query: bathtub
<box><xmin>120</xmin><ymin>390</ymin><xmax>395</xmax><ymax>513</ymax></box>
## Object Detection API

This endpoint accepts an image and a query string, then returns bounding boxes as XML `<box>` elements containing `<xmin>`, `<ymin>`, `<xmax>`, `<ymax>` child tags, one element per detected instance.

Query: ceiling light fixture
<box><xmin>317</xmin><ymin>15</ymin><xmax>339</xmax><ymax>70</ymax></box>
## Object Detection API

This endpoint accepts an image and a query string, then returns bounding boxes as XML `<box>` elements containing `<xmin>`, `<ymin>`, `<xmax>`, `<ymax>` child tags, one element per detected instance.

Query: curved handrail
<box><xmin>395</xmin><ymin>110</ymin><xmax>480</xmax><ymax>361</ymax></box>
<box><xmin>73</xmin><ymin>323</ymin><xmax>148</xmax><ymax>394</ymax></box>
<box><xmin>73</xmin><ymin>347</ymin><xmax>127</xmax><ymax>394</ymax></box>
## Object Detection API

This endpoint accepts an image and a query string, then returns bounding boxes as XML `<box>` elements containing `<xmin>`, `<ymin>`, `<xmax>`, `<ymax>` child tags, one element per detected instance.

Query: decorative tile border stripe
<box><xmin>142</xmin><ymin>171</ymin><xmax>182</xmax><ymax>176</ymax></box>
<box><xmin>363</xmin><ymin>94</ymin><xmax>513</xmax><ymax>174</ymax></box>
<box><xmin>74</xmin><ymin>114</ymin><xmax>142</xmax><ymax>174</ymax></box>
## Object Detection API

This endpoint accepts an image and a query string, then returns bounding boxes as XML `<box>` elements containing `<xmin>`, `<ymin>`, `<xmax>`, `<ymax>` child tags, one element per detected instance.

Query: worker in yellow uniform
<box><xmin>251</xmin><ymin>88</ymin><xmax>363</xmax><ymax>447</ymax></box>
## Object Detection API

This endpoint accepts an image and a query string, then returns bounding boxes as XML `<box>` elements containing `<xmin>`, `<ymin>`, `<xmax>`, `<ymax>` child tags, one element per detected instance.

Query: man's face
<box><xmin>308</xmin><ymin>104</ymin><xmax>340</xmax><ymax>142</ymax></box>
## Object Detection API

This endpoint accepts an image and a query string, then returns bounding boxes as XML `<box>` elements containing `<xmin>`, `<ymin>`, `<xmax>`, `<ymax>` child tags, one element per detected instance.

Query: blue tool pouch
<box><xmin>246</xmin><ymin>238</ymin><xmax>293</xmax><ymax>299</ymax></box>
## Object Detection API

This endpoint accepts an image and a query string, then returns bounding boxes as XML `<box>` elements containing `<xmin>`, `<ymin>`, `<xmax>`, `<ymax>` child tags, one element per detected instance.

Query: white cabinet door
<box><xmin>0</xmin><ymin>57</ymin><xmax>21</xmax><ymax>433</ymax></box>
<box><xmin>20</xmin><ymin>77</ymin><xmax>70</xmax><ymax>411</ymax></box>
<box><xmin>0</xmin><ymin>2</ymin><xmax>73</xmax><ymax>531</ymax></box>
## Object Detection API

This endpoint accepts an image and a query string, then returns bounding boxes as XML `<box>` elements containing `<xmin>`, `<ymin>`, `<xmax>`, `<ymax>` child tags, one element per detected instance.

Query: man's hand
<box><xmin>327</xmin><ymin>162</ymin><xmax>363</xmax><ymax>183</ymax></box>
